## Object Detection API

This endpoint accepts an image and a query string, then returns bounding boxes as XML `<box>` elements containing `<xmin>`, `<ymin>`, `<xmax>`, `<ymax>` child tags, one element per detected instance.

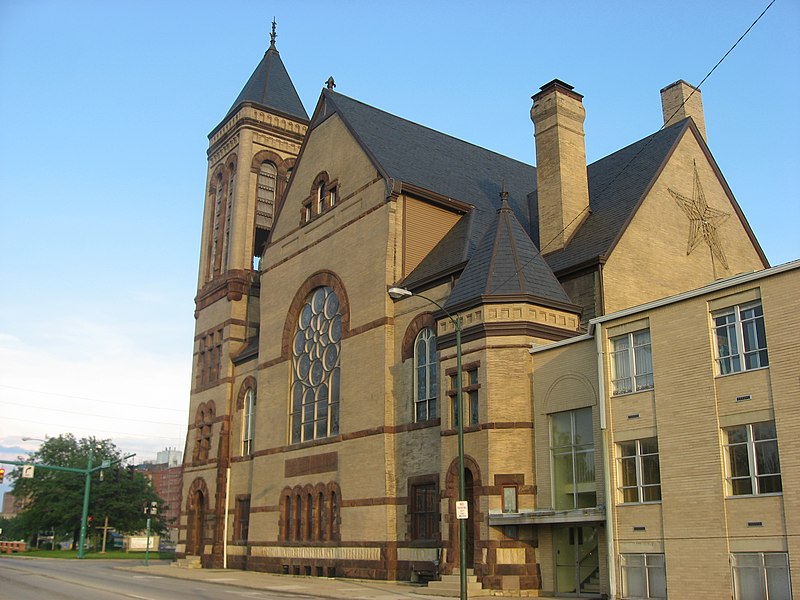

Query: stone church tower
<box><xmin>184</xmin><ymin>24</ymin><xmax>308</xmax><ymax>562</ymax></box>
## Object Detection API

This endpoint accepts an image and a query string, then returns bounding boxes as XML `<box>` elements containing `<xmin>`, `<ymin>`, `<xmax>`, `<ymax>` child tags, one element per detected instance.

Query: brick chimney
<box><xmin>660</xmin><ymin>80</ymin><xmax>706</xmax><ymax>141</ymax></box>
<box><xmin>531</xmin><ymin>79</ymin><xmax>590</xmax><ymax>254</ymax></box>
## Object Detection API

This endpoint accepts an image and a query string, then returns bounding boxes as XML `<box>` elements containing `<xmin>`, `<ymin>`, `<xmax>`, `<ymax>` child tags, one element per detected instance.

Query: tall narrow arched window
<box><xmin>414</xmin><ymin>327</ymin><xmax>438</xmax><ymax>422</ymax></box>
<box><xmin>222</xmin><ymin>164</ymin><xmax>235</xmax><ymax>270</ymax></box>
<box><xmin>256</xmin><ymin>162</ymin><xmax>277</xmax><ymax>230</ymax></box>
<box><xmin>242</xmin><ymin>388</ymin><xmax>255</xmax><ymax>455</ymax></box>
<box><xmin>290</xmin><ymin>286</ymin><xmax>342</xmax><ymax>444</ymax></box>
<box><xmin>208</xmin><ymin>174</ymin><xmax>224</xmax><ymax>280</ymax></box>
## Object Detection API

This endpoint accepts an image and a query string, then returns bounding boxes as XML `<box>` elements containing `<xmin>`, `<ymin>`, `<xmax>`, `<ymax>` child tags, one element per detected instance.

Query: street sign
<box><xmin>22</xmin><ymin>465</ymin><xmax>35</xmax><ymax>479</ymax></box>
<box><xmin>456</xmin><ymin>500</ymin><xmax>469</xmax><ymax>520</ymax></box>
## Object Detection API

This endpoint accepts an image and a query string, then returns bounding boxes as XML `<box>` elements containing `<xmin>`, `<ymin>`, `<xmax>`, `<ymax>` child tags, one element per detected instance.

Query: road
<box><xmin>0</xmin><ymin>558</ymin><xmax>318</xmax><ymax>600</ymax></box>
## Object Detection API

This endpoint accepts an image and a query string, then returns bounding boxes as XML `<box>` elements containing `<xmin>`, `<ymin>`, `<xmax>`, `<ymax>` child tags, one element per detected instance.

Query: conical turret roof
<box><xmin>444</xmin><ymin>193</ymin><xmax>575</xmax><ymax>311</ymax></box>
<box><xmin>225</xmin><ymin>31</ymin><xmax>308</xmax><ymax>122</ymax></box>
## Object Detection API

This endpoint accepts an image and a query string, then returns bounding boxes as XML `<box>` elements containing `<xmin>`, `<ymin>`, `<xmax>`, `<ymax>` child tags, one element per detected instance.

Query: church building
<box><xmin>178</xmin><ymin>26</ymin><xmax>776</xmax><ymax>597</ymax></box>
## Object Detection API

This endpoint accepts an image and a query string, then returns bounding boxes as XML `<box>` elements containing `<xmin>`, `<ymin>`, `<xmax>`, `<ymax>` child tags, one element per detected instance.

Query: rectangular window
<box><xmin>329</xmin><ymin>186</ymin><xmax>337</xmax><ymax>208</ymax></box>
<box><xmin>713</xmin><ymin>302</ymin><xmax>768</xmax><ymax>375</ymax></box>
<box><xmin>618</xmin><ymin>438</ymin><xmax>661</xmax><ymax>504</ymax></box>
<box><xmin>732</xmin><ymin>553</ymin><xmax>791</xmax><ymax>600</ymax></box>
<box><xmin>611</xmin><ymin>329</ymin><xmax>653</xmax><ymax>395</ymax></box>
<box><xmin>620</xmin><ymin>553</ymin><xmax>667</xmax><ymax>599</ymax></box>
<box><xmin>502</xmin><ymin>486</ymin><xmax>518</xmax><ymax>513</ymax></box>
<box><xmin>235</xmin><ymin>496</ymin><xmax>251</xmax><ymax>542</ymax></box>
<box><xmin>724</xmin><ymin>422</ymin><xmax>782</xmax><ymax>496</ymax></box>
<box><xmin>410</xmin><ymin>483</ymin><xmax>438</xmax><ymax>541</ymax></box>
<box><xmin>447</xmin><ymin>365</ymin><xmax>480</xmax><ymax>427</ymax></box>
<box><xmin>551</xmin><ymin>408</ymin><xmax>596</xmax><ymax>510</ymax></box>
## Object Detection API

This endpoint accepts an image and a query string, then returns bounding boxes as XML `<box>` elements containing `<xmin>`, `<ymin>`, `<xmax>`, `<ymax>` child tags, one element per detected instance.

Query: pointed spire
<box><xmin>223</xmin><ymin>26</ymin><xmax>309</xmax><ymax>121</ymax></box>
<box><xmin>326</xmin><ymin>76</ymin><xmax>336</xmax><ymax>90</ymax></box>
<box><xmin>444</xmin><ymin>190</ymin><xmax>574</xmax><ymax>310</ymax></box>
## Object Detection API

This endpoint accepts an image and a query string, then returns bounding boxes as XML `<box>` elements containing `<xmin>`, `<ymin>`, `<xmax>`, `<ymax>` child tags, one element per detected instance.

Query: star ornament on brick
<box><xmin>668</xmin><ymin>161</ymin><xmax>731</xmax><ymax>270</ymax></box>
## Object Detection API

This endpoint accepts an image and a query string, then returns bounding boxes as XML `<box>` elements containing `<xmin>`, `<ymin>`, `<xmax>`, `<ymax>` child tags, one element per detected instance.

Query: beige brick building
<box><xmin>530</xmin><ymin>260</ymin><xmax>798</xmax><ymax>598</ymax></box>
<box><xmin>178</xmin><ymin>28</ymin><xmax>790</xmax><ymax>598</ymax></box>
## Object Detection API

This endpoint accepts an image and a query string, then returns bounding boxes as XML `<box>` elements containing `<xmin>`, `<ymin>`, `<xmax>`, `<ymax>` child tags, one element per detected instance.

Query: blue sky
<box><xmin>1</xmin><ymin>1</ymin><xmax>798</xmax><ymax>496</ymax></box>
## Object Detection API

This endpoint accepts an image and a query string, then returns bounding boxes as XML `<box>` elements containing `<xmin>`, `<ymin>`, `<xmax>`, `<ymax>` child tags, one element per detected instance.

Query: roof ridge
<box><xmin>325</xmin><ymin>90</ymin><xmax>535</xmax><ymax>169</ymax></box>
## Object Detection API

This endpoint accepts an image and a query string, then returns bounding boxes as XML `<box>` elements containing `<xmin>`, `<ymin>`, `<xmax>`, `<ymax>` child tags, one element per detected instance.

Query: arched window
<box><xmin>242</xmin><ymin>388</ymin><xmax>256</xmax><ymax>455</ymax></box>
<box><xmin>290</xmin><ymin>286</ymin><xmax>342</xmax><ymax>444</ymax></box>
<box><xmin>256</xmin><ymin>161</ymin><xmax>277</xmax><ymax>229</ymax></box>
<box><xmin>208</xmin><ymin>174</ymin><xmax>224</xmax><ymax>280</ymax></box>
<box><xmin>316</xmin><ymin>181</ymin><xmax>325</xmax><ymax>214</ymax></box>
<box><xmin>414</xmin><ymin>327</ymin><xmax>438</xmax><ymax>422</ymax></box>
<box><xmin>222</xmin><ymin>163</ymin><xmax>235</xmax><ymax>270</ymax></box>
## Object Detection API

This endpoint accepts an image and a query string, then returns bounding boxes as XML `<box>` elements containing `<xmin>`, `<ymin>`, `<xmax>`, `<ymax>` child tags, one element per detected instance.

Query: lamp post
<box><xmin>388</xmin><ymin>287</ymin><xmax>467</xmax><ymax>600</ymax></box>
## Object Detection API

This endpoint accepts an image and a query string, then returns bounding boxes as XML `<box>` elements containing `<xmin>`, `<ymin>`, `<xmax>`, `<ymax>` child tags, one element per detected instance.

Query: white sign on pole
<box><xmin>456</xmin><ymin>500</ymin><xmax>469</xmax><ymax>520</ymax></box>
<box><xmin>22</xmin><ymin>465</ymin><xmax>35</xmax><ymax>479</ymax></box>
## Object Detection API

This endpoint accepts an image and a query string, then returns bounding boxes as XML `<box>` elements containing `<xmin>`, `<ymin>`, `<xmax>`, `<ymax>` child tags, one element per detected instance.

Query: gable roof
<box><xmin>320</xmin><ymin>89</ymin><xmax>537</xmax><ymax>245</ymax></box>
<box><xmin>313</xmin><ymin>91</ymin><xmax>713</xmax><ymax>291</ymax></box>
<box><xmin>444</xmin><ymin>197</ymin><xmax>576</xmax><ymax>311</ymax></box>
<box><xmin>542</xmin><ymin>120</ymin><xmax>690</xmax><ymax>272</ymax></box>
<box><xmin>225</xmin><ymin>43</ymin><xmax>309</xmax><ymax>122</ymax></box>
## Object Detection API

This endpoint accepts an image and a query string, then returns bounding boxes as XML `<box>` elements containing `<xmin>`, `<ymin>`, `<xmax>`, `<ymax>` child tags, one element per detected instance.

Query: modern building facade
<box><xmin>177</xmin><ymin>29</ymin><xmax>787</xmax><ymax>597</ymax></box>
<box><xmin>529</xmin><ymin>260</ymin><xmax>798</xmax><ymax>598</ymax></box>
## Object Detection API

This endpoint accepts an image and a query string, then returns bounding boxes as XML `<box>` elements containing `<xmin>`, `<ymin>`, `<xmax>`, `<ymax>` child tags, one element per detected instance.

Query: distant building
<box><xmin>1</xmin><ymin>491</ymin><xmax>23</xmax><ymax>518</ymax></box>
<box><xmin>139</xmin><ymin>450</ymin><xmax>183</xmax><ymax>541</ymax></box>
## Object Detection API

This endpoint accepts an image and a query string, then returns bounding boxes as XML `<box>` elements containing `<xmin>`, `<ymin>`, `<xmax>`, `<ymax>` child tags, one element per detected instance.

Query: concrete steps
<box><xmin>173</xmin><ymin>555</ymin><xmax>202</xmax><ymax>569</ymax></box>
<box><xmin>420</xmin><ymin>569</ymin><xmax>490</xmax><ymax>597</ymax></box>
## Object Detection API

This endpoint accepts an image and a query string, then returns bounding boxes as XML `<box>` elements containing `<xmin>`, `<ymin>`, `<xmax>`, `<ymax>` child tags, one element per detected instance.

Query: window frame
<box><xmin>446</xmin><ymin>362</ymin><xmax>480</xmax><ymax>428</ymax></box>
<box><xmin>617</xmin><ymin>437</ymin><xmax>661</xmax><ymax>504</ymax></box>
<box><xmin>234</xmin><ymin>495</ymin><xmax>251</xmax><ymax>543</ymax></box>
<box><xmin>550</xmin><ymin>407</ymin><xmax>596</xmax><ymax>510</ymax></box>
<box><xmin>413</xmin><ymin>327</ymin><xmax>438</xmax><ymax>423</ymax></box>
<box><xmin>409</xmin><ymin>480</ymin><xmax>439</xmax><ymax>542</ymax></box>
<box><xmin>242</xmin><ymin>388</ymin><xmax>256</xmax><ymax>456</ymax></box>
<box><xmin>731</xmin><ymin>552</ymin><xmax>792</xmax><ymax>600</ymax></box>
<box><xmin>712</xmin><ymin>301</ymin><xmax>769</xmax><ymax>376</ymax></box>
<box><xmin>289</xmin><ymin>286</ymin><xmax>342</xmax><ymax>445</ymax></box>
<box><xmin>723</xmin><ymin>421</ymin><xmax>782</xmax><ymax>497</ymax></box>
<box><xmin>620</xmin><ymin>553</ymin><xmax>667</xmax><ymax>599</ymax></box>
<box><xmin>610</xmin><ymin>329</ymin><xmax>654</xmax><ymax>396</ymax></box>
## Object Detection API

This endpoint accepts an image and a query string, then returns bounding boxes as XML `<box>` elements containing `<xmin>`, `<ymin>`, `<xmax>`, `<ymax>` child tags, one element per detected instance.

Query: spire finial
<box><xmin>326</xmin><ymin>76</ymin><xmax>336</xmax><ymax>90</ymax></box>
<box><xmin>270</xmin><ymin>18</ymin><xmax>277</xmax><ymax>49</ymax></box>
<box><xmin>499</xmin><ymin>181</ymin><xmax>510</xmax><ymax>209</ymax></box>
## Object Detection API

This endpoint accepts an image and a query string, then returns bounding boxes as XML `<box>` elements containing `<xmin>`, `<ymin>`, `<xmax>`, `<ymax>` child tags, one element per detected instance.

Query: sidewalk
<box><xmin>121</xmin><ymin>563</ymin><xmax>444</xmax><ymax>600</ymax></box>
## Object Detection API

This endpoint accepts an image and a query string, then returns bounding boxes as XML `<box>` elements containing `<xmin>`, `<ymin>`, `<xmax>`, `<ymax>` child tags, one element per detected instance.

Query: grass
<box><xmin>4</xmin><ymin>549</ymin><xmax>175</xmax><ymax>560</ymax></box>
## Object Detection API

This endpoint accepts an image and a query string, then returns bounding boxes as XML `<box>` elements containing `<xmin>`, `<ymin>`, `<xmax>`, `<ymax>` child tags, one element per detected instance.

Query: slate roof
<box><xmin>444</xmin><ymin>198</ymin><xmax>575</xmax><ymax>310</ymax></box>
<box><xmin>320</xmin><ymin>89</ymin><xmax>692</xmax><ymax>302</ymax></box>
<box><xmin>226</xmin><ymin>43</ymin><xmax>309</xmax><ymax>121</ymax></box>
<box><xmin>543</xmin><ymin>119</ymin><xmax>689</xmax><ymax>272</ymax></box>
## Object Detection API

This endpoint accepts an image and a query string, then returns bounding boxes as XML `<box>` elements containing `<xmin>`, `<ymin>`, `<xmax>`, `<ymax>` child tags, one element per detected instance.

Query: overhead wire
<box><xmin>486</xmin><ymin>0</ymin><xmax>777</xmax><ymax>297</ymax></box>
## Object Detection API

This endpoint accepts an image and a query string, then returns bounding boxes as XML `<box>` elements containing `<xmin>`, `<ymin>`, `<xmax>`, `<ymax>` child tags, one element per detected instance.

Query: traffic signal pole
<box><xmin>1</xmin><ymin>451</ymin><xmax>135</xmax><ymax>558</ymax></box>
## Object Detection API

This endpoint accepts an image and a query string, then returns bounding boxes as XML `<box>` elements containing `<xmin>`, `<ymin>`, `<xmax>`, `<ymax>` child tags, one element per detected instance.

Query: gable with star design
<box><xmin>601</xmin><ymin>120</ymin><xmax>767</xmax><ymax>313</ymax></box>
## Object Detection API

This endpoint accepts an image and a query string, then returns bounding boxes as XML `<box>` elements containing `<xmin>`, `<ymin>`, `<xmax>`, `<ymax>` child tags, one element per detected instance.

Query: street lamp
<box><xmin>388</xmin><ymin>286</ymin><xmax>467</xmax><ymax>600</ymax></box>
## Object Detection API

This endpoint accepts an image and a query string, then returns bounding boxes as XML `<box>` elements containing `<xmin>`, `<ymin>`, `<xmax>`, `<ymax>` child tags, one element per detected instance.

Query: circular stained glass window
<box><xmin>291</xmin><ymin>286</ymin><xmax>341</xmax><ymax>443</ymax></box>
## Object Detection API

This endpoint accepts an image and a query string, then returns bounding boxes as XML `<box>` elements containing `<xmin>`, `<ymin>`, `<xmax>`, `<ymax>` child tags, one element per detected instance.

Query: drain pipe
<box><xmin>223</xmin><ymin>466</ymin><xmax>231</xmax><ymax>569</ymax></box>
<box><xmin>595</xmin><ymin>322</ymin><xmax>617</xmax><ymax>600</ymax></box>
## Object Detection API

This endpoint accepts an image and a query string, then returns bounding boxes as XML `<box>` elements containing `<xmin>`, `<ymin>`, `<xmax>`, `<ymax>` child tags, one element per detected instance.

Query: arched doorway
<box><xmin>446</xmin><ymin>456</ymin><xmax>482</xmax><ymax>573</ymax></box>
<box><xmin>186</xmin><ymin>489</ymin><xmax>207</xmax><ymax>556</ymax></box>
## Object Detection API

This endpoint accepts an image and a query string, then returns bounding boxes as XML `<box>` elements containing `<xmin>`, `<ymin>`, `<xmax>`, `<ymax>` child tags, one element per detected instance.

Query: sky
<box><xmin>1</xmin><ymin>1</ymin><xmax>798</xmax><ymax>497</ymax></box>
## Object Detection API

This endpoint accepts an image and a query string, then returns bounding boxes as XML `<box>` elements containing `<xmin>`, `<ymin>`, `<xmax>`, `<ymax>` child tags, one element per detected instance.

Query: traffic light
<box><xmin>0</xmin><ymin>468</ymin><xmax>4</xmax><ymax>484</ymax></box>
<box><xmin>127</xmin><ymin>465</ymin><xmax>135</xmax><ymax>479</ymax></box>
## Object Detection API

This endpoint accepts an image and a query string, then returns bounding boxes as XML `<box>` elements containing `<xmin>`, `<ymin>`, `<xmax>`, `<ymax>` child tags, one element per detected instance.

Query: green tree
<box><xmin>11</xmin><ymin>435</ymin><xmax>166</xmax><ymax>547</ymax></box>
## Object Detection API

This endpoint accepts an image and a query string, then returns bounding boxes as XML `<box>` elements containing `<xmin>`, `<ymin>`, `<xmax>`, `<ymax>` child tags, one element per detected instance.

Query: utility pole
<box><xmin>99</xmin><ymin>517</ymin><xmax>114</xmax><ymax>554</ymax></box>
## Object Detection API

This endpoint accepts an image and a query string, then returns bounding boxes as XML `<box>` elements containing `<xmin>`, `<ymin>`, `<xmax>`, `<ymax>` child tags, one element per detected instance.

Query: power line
<box><xmin>0</xmin><ymin>383</ymin><xmax>186</xmax><ymax>413</ymax></box>
<box><xmin>0</xmin><ymin>398</ymin><xmax>185</xmax><ymax>427</ymax></box>
<box><xmin>487</xmin><ymin>0</ymin><xmax>777</xmax><ymax>296</ymax></box>
<box><xmin>2</xmin><ymin>414</ymin><xmax>185</xmax><ymax>441</ymax></box>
